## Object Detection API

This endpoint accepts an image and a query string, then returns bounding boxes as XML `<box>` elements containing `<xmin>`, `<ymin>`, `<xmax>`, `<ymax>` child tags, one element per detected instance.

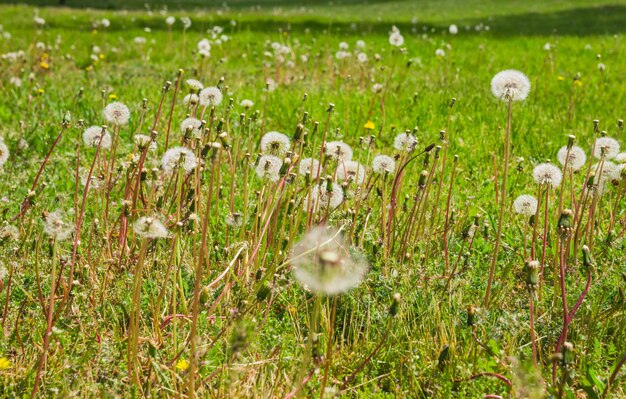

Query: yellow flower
<box><xmin>0</xmin><ymin>357</ymin><xmax>11</xmax><ymax>370</ymax></box>
<box><xmin>37</xmin><ymin>88</ymin><xmax>45</xmax><ymax>95</ymax></box>
<box><xmin>109</xmin><ymin>93</ymin><xmax>118</xmax><ymax>100</ymax></box>
<box><xmin>98</xmin><ymin>53</ymin><xmax>105</xmax><ymax>60</ymax></box>
<box><xmin>557</xmin><ymin>76</ymin><xmax>565</xmax><ymax>81</ymax></box>
<box><xmin>176</xmin><ymin>358</ymin><xmax>189</xmax><ymax>371</ymax></box>
<box><xmin>574</xmin><ymin>80</ymin><xmax>582</xmax><ymax>87</ymax></box>
<box><xmin>40</xmin><ymin>62</ymin><xmax>50</xmax><ymax>69</ymax></box>
<box><xmin>364</xmin><ymin>120</ymin><xmax>375</xmax><ymax>130</ymax></box>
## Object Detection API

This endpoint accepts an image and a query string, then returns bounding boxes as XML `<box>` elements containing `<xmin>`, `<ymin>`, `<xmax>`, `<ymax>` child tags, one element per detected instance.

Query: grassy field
<box><xmin>1</xmin><ymin>0</ymin><xmax>626</xmax><ymax>397</ymax></box>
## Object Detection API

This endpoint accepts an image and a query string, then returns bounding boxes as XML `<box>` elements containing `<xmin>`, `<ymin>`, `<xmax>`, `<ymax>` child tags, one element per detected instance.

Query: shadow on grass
<box><xmin>7</xmin><ymin>1</ymin><xmax>626</xmax><ymax>36</ymax></box>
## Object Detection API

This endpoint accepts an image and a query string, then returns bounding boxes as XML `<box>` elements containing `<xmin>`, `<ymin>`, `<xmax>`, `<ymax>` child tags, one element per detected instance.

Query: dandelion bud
<box><xmin>434</xmin><ymin>145</ymin><xmax>442</xmax><ymax>159</ymax></box>
<box><xmin>388</xmin><ymin>293</ymin><xmax>401</xmax><ymax>317</ymax></box>
<box><xmin>449</xmin><ymin>98</ymin><xmax>456</xmax><ymax>108</ymax></box>
<box><xmin>587</xmin><ymin>173</ymin><xmax>596</xmax><ymax>188</ymax></box>
<box><xmin>567</xmin><ymin>134</ymin><xmax>575</xmax><ymax>149</ymax></box>
<box><xmin>327</xmin><ymin>103</ymin><xmax>334</xmax><ymax>112</ymax></box>
<box><xmin>293</xmin><ymin>123</ymin><xmax>304</xmax><ymax>141</ymax></box>
<box><xmin>557</xmin><ymin>209</ymin><xmax>574</xmax><ymax>237</ymax></box>
<box><xmin>256</xmin><ymin>283</ymin><xmax>272</xmax><ymax>302</ymax></box>
<box><xmin>525</xmin><ymin>260</ymin><xmax>540</xmax><ymax>291</ymax></box>
<box><xmin>561</xmin><ymin>342</ymin><xmax>575</xmax><ymax>367</ymax></box>
<box><xmin>467</xmin><ymin>305</ymin><xmax>476</xmax><ymax>327</ymax></box>
<box><xmin>593</xmin><ymin>119</ymin><xmax>599</xmax><ymax>133</ymax></box>
<box><xmin>423</xmin><ymin>152</ymin><xmax>430</xmax><ymax>167</ymax></box>
<box><xmin>418</xmin><ymin>170</ymin><xmax>428</xmax><ymax>188</ymax></box>
<box><xmin>600</xmin><ymin>130</ymin><xmax>607</xmax><ymax>137</ymax></box>
<box><xmin>582</xmin><ymin>245</ymin><xmax>595</xmax><ymax>272</ymax></box>
<box><xmin>439</xmin><ymin>130</ymin><xmax>446</xmax><ymax>142</ymax></box>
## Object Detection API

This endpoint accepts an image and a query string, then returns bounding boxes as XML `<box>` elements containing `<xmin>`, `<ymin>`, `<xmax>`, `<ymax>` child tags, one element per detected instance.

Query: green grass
<box><xmin>0</xmin><ymin>1</ymin><xmax>625</xmax><ymax>398</ymax></box>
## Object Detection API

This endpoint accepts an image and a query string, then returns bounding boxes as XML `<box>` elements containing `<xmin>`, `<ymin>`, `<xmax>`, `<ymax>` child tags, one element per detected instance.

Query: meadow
<box><xmin>0</xmin><ymin>0</ymin><xmax>625</xmax><ymax>397</ymax></box>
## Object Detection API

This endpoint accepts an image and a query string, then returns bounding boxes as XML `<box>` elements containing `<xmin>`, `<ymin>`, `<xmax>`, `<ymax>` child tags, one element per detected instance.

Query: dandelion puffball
<box><xmin>134</xmin><ymin>216</ymin><xmax>168</xmax><ymax>239</ymax></box>
<box><xmin>291</xmin><ymin>226</ymin><xmax>367</xmax><ymax>296</ymax></box>
<box><xmin>389</xmin><ymin>32</ymin><xmax>404</xmax><ymax>47</ymax></box>
<box><xmin>490</xmin><ymin>70</ymin><xmax>531</xmax><ymax>102</ymax></box>
<box><xmin>372</xmin><ymin>155</ymin><xmax>396</xmax><ymax>174</ymax></box>
<box><xmin>260</xmin><ymin>132</ymin><xmax>290</xmax><ymax>156</ymax></box>
<box><xmin>162</xmin><ymin>147</ymin><xmax>198</xmax><ymax>174</ymax></box>
<box><xmin>593</xmin><ymin>137</ymin><xmax>620</xmax><ymax>159</ymax></box>
<box><xmin>324</xmin><ymin>141</ymin><xmax>353</xmax><ymax>161</ymax></box>
<box><xmin>557</xmin><ymin>146</ymin><xmax>586</xmax><ymax>171</ymax></box>
<box><xmin>199</xmin><ymin>86</ymin><xmax>223</xmax><ymax>107</ymax></box>
<box><xmin>43</xmin><ymin>211</ymin><xmax>74</xmax><ymax>241</ymax></box>
<box><xmin>180</xmin><ymin>117</ymin><xmax>202</xmax><ymax>136</ymax></box>
<box><xmin>255</xmin><ymin>154</ymin><xmax>283</xmax><ymax>182</ymax></box>
<box><xmin>513</xmin><ymin>194</ymin><xmax>538</xmax><ymax>216</ymax></box>
<box><xmin>0</xmin><ymin>141</ymin><xmax>9</xmax><ymax>168</ymax></box>
<box><xmin>104</xmin><ymin>102</ymin><xmax>130</xmax><ymax>126</ymax></box>
<box><xmin>82</xmin><ymin>126</ymin><xmax>112</xmax><ymax>149</ymax></box>
<box><xmin>533</xmin><ymin>163</ymin><xmax>563</xmax><ymax>188</ymax></box>
<box><xmin>298</xmin><ymin>157</ymin><xmax>321</xmax><ymax>179</ymax></box>
<box><xmin>185</xmin><ymin>79</ymin><xmax>204</xmax><ymax>91</ymax></box>
<box><xmin>394</xmin><ymin>132</ymin><xmax>417</xmax><ymax>152</ymax></box>
<box><xmin>336</xmin><ymin>160</ymin><xmax>366</xmax><ymax>184</ymax></box>
<box><xmin>305</xmin><ymin>182</ymin><xmax>344</xmax><ymax>212</ymax></box>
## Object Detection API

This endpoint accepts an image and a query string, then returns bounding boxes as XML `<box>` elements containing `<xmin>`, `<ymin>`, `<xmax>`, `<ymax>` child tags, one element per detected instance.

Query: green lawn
<box><xmin>0</xmin><ymin>0</ymin><xmax>625</xmax><ymax>398</ymax></box>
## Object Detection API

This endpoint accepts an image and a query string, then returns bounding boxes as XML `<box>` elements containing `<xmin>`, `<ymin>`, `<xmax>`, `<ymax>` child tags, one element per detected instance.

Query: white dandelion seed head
<box><xmin>356</xmin><ymin>40</ymin><xmax>366</xmax><ymax>48</ymax></box>
<box><xmin>357</xmin><ymin>52</ymin><xmax>367</xmax><ymax>63</ymax></box>
<box><xmin>557</xmin><ymin>145</ymin><xmax>586</xmax><ymax>171</ymax></box>
<box><xmin>185</xmin><ymin>79</ymin><xmax>204</xmax><ymax>91</ymax></box>
<box><xmin>393</xmin><ymin>133</ymin><xmax>418</xmax><ymax>152</ymax></box>
<box><xmin>593</xmin><ymin>137</ymin><xmax>620</xmax><ymax>159</ymax></box>
<box><xmin>324</xmin><ymin>141</ymin><xmax>353</xmax><ymax>161</ymax></box>
<box><xmin>298</xmin><ymin>157</ymin><xmax>321</xmax><ymax>178</ymax></box>
<box><xmin>0</xmin><ymin>224</ymin><xmax>19</xmax><ymax>241</ymax></box>
<box><xmin>199</xmin><ymin>86</ymin><xmax>223</xmax><ymax>107</ymax></box>
<box><xmin>291</xmin><ymin>226</ymin><xmax>367</xmax><ymax>295</ymax></box>
<box><xmin>134</xmin><ymin>134</ymin><xmax>157</xmax><ymax>151</ymax></box>
<box><xmin>80</xmin><ymin>169</ymin><xmax>105</xmax><ymax>190</ymax></box>
<box><xmin>592</xmin><ymin>161</ymin><xmax>620</xmax><ymax>196</ymax></box>
<box><xmin>597</xmin><ymin>63</ymin><xmax>605</xmax><ymax>71</ymax></box>
<box><xmin>389</xmin><ymin>32</ymin><xmax>404</xmax><ymax>47</ymax></box>
<box><xmin>260</xmin><ymin>132</ymin><xmax>290</xmax><ymax>156</ymax></box>
<box><xmin>134</xmin><ymin>216</ymin><xmax>168</xmax><ymax>239</ymax></box>
<box><xmin>372</xmin><ymin>155</ymin><xmax>396</xmax><ymax>174</ymax></box>
<box><xmin>532</xmin><ymin>163</ymin><xmax>563</xmax><ymax>188</ymax></box>
<box><xmin>197</xmin><ymin>38</ymin><xmax>211</xmax><ymax>53</ymax></box>
<box><xmin>43</xmin><ymin>210</ymin><xmax>74</xmax><ymax>241</ymax></box>
<box><xmin>162</xmin><ymin>147</ymin><xmax>198</xmax><ymax>174</ymax></box>
<box><xmin>165</xmin><ymin>16</ymin><xmax>175</xmax><ymax>26</ymax></box>
<box><xmin>0</xmin><ymin>264</ymin><xmax>6</xmax><ymax>281</ymax></box>
<box><xmin>336</xmin><ymin>160</ymin><xmax>366</xmax><ymax>184</ymax></box>
<box><xmin>513</xmin><ymin>194</ymin><xmax>538</xmax><ymax>216</ymax></box>
<box><xmin>255</xmin><ymin>154</ymin><xmax>283</xmax><ymax>182</ymax></box>
<box><xmin>435</xmin><ymin>48</ymin><xmax>446</xmax><ymax>57</ymax></box>
<box><xmin>104</xmin><ymin>102</ymin><xmax>130</xmax><ymax>126</ymax></box>
<box><xmin>372</xmin><ymin>83</ymin><xmax>383</xmax><ymax>93</ymax></box>
<box><xmin>592</xmin><ymin>161</ymin><xmax>621</xmax><ymax>182</ymax></box>
<box><xmin>181</xmin><ymin>17</ymin><xmax>191</xmax><ymax>29</ymax></box>
<box><xmin>305</xmin><ymin>182</ymin><xmax>344</xmax><ymax>212</ymax></box>
<box><xmin>225</xmin><ymin>212</ymin><xmax>244</xmax><ymax>228</ymax></box>
<box><xmin>490</xmin><ymin>70</ymin><xmax>531</xmax><ymax>102</ymax></box>
<box><xmin>183</xmin><ymin>93</ymin><xmax>199</xmax><ymax>105</ymax></box>
<box><xmin>335</xmin><ymin>50</ymin><xmax>351</xmax><ymax>59</ymax></box>
<box><xmin>0</xmin><ymin>141</ymin><xmax>9</xmax><ymax>167</ymax></box>
<box><xmin>614</xmin><ymin>152</ymin><xmax>626</xmax><ymax>163</ymax></box>
<box><xmin>82</xmin><ymin>126</ymin><xmax>112</xmax><ymax>149</ymax></box>
<box><xmin>449</xmin><ymin>24</ymin><xmax>458</xmax><ymax>35</ymax></box>
<box><xmin>265</xmin><ymin>78</ymin><xmax>277</xmax><ymax>92</ymax></box>
<box><xmin>240</xmin><ymin>99</ymin><xmax>254</xmax><ymax>109</ymax></box>
<box><xmin>181</xmin><ymin>117</ymin><xmax>202</xmax><ymax>136</ymax></box>
<box><xmin>339</xmin><ymin>41</ymin><xmax>349</xmax><ymax>50</ymax></box>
